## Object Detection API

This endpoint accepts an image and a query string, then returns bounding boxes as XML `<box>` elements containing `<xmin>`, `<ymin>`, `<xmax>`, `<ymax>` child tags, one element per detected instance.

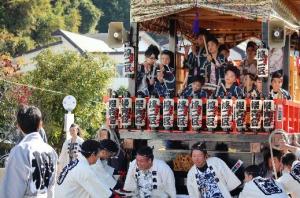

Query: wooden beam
<box><xmin>283</xmin><ymin>0</ymin><xmax>300</xmax><ymax>22</ymax></box>
<box><xmin>119</xmin><ymin>130</ymin><xmax>272</xmax><ymax>143</ymax></box>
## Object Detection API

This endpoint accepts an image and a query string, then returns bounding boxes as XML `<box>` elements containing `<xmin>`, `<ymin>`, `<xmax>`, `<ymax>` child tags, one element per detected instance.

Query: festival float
<box><xmin>105</xmin><ymin>0</ymin><xmax>300</xmax><ymax>194</ymax></box>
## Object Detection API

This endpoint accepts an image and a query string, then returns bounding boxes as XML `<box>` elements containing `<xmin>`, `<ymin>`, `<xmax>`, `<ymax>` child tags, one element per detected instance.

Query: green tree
<box><xmin>78</xmin><ymin>0</ymin><xmax>101</xmax><ymax>33</ymax></box>
<box><xmin>92</xmin><ymin>0</ymin><xmax>130</xmax><ymax>33</ymax></box>
<box><xmin>0</xmin><ymin>0</ymin><xmax>101</xmax><ymax>56</ymax></box>
<box><xmin>21</xmin><ymin>50</ymin><xmax>115</xmax><ymax>149</ymax></box>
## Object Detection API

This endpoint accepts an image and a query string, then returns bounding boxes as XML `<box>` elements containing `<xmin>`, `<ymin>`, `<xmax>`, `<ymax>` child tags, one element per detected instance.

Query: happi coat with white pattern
<box><xmin>0</xmin><ymin>132</ymin><xmax>58</xmax><ymax>198</ymax></box>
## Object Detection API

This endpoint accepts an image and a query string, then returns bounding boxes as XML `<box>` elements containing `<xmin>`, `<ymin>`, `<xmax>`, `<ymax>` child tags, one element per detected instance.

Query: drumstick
<box><xmin>203</xmin><ymin>36</ymin><xmax>209</xmax><ymax>56</ymax></box>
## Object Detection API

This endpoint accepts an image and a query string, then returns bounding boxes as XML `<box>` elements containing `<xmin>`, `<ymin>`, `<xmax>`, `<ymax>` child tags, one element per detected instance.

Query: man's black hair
<box><xmin>206</xmin><ymin>35</ymin><xmax>219</xmax><ymax>45</ymax></box>
<box><xmin>218</xmin><ymin>44</ymin><xmax>229</xmax><ymax>54</ymax></box>
<box><xmin>17</xmin><ymin>105</ymin><xmax>42</xmax><ymax>134</ymax></box>
<box><xmin>245</xmin><ymin>165</ymin><xmax>260</xmax><ymax>178</ymax></box>
<box><xmin>225</xmin><ymin>64</ymin><xmax>240</xmax><ymax>78</ymax></box>
<box><xmin>145</xmin><ymin>44</ymin><xmax>160</xmax><ymax>59</ymax></box>
<box><xmin>271</xmin><ymin>72</ymin><xmax>283</xmax><ymax>81</ymax></box>
<box><xmin>281</xmin><ymin>152</ymin><xmax>296</xmax><ymax>167</ymax></box>
<box><xmin>246</xmin><ymin>41</ymin><xmax>257</xmax><ymax>50</ymax></box>
<box><xmin>81</xmin><ymin>140</ymin><xmax>101</xmax><ymax>158</ymax></box>
<box><xmin>197</xmin><ymin>28</ymin><xmax>209</xmax><ymax>38</ymax></box>
<box><xmin>191</xmin><ymin>142</ymin><xmax>208</xmax><ymax>155</ymax></box>
<box><xmin>191</xmin><ymin>76</ymin><xmax>205</xmax><ymax>86</ymax></box>
<box><xmin>263</xmin><ymin>149</ymin><xmax>283</xmax><ymax>164</ymax></box>
<box><xmin>136</xmin><ymin>146</ymin><xmax>154</xmax><ymax>161</ymax></box>
<box><xmin>244</xmin><ymin>73</ymin><xmax>257</xmax><ymax>81</ymax></box>
<box><xmin>215</xmin><ymin>142</ymin><xmax>228</xmax><ymax>151</ymax></box>
<box><xmin>99</xmin><ymin>139</ymin><xmax>118</xmax><ymax>154</ymax></box>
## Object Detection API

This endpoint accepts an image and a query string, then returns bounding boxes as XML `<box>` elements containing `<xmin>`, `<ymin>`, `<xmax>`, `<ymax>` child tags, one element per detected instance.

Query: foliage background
<box><xmin>0</xmin><ymin>0</ymin><xmax>130</xmax><ymax>56</ymax></box>
<box><xmin>0</xmin><ymin>51</ymin><xmax>115</xmax><ymax>150</ymax></box>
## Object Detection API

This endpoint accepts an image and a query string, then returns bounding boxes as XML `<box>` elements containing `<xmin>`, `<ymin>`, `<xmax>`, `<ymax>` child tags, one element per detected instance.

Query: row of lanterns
<box><xmin>107</xmin><ymin>96</ymin><xmax>276</xmax><ymax>132</ymax></box>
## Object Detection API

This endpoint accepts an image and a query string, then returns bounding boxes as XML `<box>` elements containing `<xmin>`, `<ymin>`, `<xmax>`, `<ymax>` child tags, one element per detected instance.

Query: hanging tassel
<box><xmin>192</xmin><ymin>11</ymin><xmax>200</xmax><ymax>36</ymax></box>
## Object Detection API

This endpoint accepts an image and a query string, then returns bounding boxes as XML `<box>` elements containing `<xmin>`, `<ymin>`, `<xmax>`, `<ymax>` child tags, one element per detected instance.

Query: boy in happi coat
<box><xmin>136</xmin><ymin>45</ymin><xmax>160</xmax><ymax>97</ymax></box>
<box><xmin>183</xmin><ymin>29</ymin><xmax>208</xmax><ymax>87</ymax></box>
<box><xmin>180</xmin><ymin>76</ymin><xmax>207</xmax><ymax>98</ymax></box>
<box><xmin>270</xmin><ymin>72</ymin><xmax>291</xmax><ymax>100</ymax></box>
<box><xmin>215</xmin><ymin>64</ymin><xmax>244</xmax><ymax>98</ymax></box>
<box><xmin>203</xmin><ymin>36</ymin><xmax>226</xmax><ymax>86</ymax></box>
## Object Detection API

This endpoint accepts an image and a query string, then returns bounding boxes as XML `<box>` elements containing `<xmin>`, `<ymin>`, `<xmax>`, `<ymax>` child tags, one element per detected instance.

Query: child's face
<box><xmin>146</xmin><ymin>54</ymin><xmax>156</xmax><ymax>65</ymax></box>
<box><xmin>244</xmin><ymin>75</ymin><xmax>254</xmax><ymax>87</ymax></box>
<box><xmin>271</xmin><ymin>78</ymin><xmax>282</xmax><ymax>91</ymax></box>
<box><xmin>197</xmin><ymin>35</ymin><xmax>204</xmax><ymax>46</ymax></box>
<box><xmin>161</xmin><ymin>54</ymin><xmax>170</xmax><ymax>65</ymax></box>
<box><xmin>208</xmin><ymin>41</ymin><xmax>218</xmax><ymax>54</ymax></box>
<box><xmin>246</xmin><ymin>46</ymin><xmax>256</xmax><ymax>59</ymax></box>
<box><xmin>225</xmin><ymin>70</ymin><xmax>236</xmax><ymax>86</ymax></box>
<box><xmin>192</xmin><ymin>81</ymin><xmax>201</xmax><ymax>92</ymax></box>
<box><xmin>244</xmin><ymin>173</ymin><xmax>253</xmax><ymax>183</ymax></box>
<box><xmin>256</xmin><ymin>79</ymin><xmax>263</xmax><ymax>92</ymax></box>
<box><xmin>220</xmin><ymin>49</ymin><xmax>230</xmax><ymax>59</ymax></box>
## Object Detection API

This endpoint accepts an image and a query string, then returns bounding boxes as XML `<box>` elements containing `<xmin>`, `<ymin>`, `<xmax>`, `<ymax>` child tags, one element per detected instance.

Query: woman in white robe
<box><xmin>187</xmin><ymin>142</ymin><xmax>241</xmax><ymax>198</ymax></box>
<box><xmin>58</xmin><ymin>124</ymin><xmax>84</xmax><ymax>173</ymax></box>
<box><xmin>124</xmin><ymin>146</ymin><xmax>176</xmax><ymax>198</ymax></box>
<box><xmin>239</xmin><ymin>165</ymin><xmax>288</xmax><ymax>198</ymax></box>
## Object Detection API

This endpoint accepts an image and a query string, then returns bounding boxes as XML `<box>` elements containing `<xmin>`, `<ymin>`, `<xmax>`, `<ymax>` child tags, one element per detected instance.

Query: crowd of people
<box><xmin>0</xmin><ymin>105</ymin><xmax>300</xmax><ymax>198</ymax></box>
<box><xmin>136</xmin><ymin>30</ymin><xmax>291</xmax><ymax>100</ymax></box>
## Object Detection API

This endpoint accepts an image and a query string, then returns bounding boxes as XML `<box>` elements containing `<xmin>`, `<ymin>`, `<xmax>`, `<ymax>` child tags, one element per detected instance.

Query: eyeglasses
<box><xmin>148</xmin><ymin>56</ymin><xmax>156</xmax><ymax>60</ymax></box>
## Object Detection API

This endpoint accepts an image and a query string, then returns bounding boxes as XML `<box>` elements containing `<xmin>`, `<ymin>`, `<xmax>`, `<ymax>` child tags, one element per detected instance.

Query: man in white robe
<box><xmin>92</xmin><ymin>139</ymin><xmax>119</xmax><ymax>189</ymax></box>
<box><xmin>124</xmin><ymin>146</ymin><xmax>176</xmax><ymax>198</ymax></box>
<box><xmin>55</xmin><ymin>140</ymin><xmax>112</xmax><ymax>198</ymax></box>
<box><xmin>187</xmin><ymin>142</ymin><xmax>241</xmax><ymax>198</ymax></box>
<box><xmin>239</xmin><ymin>165</ymin><xmax>288</xmax><ymax>198</ymax></box>
<box><xmin>277</xmin><ymin>153</ymin><xmax>300</xmax><ymax>198</ymax></box>
<box><xmin>0</xmin><ymin>105</ymin><xmax>58</xmax><ymax>198</ymax></box>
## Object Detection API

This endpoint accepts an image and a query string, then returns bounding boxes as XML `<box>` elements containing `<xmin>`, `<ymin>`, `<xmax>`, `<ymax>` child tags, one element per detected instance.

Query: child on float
<box><xmin>203</xmin><ymin>36</ymin><xmax>227</xmax><ymax>86</ymax></box>
<box><xmin>151</xmin><ymin>69</ymin><xmax>170</xmax><ymax>97</ymax></box>
<box><xmin>136</xmin><ymin>44</ymin><xmax>160</xmax><ymax>97</ymax></box>
<box><xmin>242</xmin><ymin>73</ymin><xmax>260</xmax><ymax>98</ymax></box>
<box><xmin>159</xmin><ymin>50</ymin><xmax>176</xmax><ymax>97</ymax></box>
<box><xmin>270</xmin><ymin>72</ymin><xmax>291</xmax><ymax>100</ymax></box>
<box><xmin>215</xmin><ymin>64</ymin><xmax>244</xmax><ymax>98</ymax></box>
<box><xmin>183</xmin><ymin>29</ymin><xmax>209</xmax><ymax>88</ymax></box>
<box><xmin>179</xmin><ymin>76</ymin><xmax>207</xmax><ymax>98</ymax></box>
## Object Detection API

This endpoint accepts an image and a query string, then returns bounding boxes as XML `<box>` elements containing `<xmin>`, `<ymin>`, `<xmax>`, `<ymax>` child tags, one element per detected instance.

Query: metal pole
<box><xmin>261</xmin><ymin>22</ymin><xmax>270</xmax><ymax>96</ymax></box>
<box><xmin>169</xmin><ymin>19</ymin><xmax>177</xmax><ymax>94</ymax></box>
<box><xmin>131</xmin><ymin>22</ymin><xmax>139</xmax><ymax>94</ymax></box>
<box><xmin>282</xmin><ymin>35</ymin><xmax>290</xmax><ymax>91</ymax></box>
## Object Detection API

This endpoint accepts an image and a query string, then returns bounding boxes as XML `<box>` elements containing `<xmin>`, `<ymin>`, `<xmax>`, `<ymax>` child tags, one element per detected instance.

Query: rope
<box><xmin>0</xmin><ymin>78</ymin><xmax>66</xmax><ymax>95</ymax></box>
<box><xmin>268</xmin><ymin>129</ymin><xmax>289</xmax><ymax>179</ymax></box>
